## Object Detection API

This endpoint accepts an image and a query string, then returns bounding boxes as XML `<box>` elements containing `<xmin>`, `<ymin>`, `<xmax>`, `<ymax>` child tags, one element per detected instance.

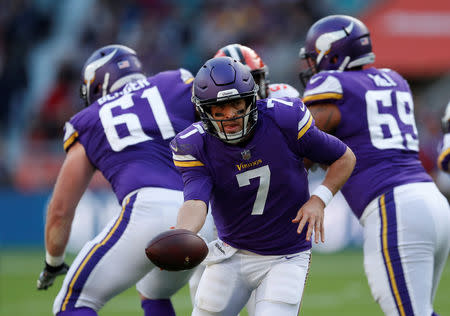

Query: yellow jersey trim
<box><xmin>63</xmin><ymin>131</ymin><xmax>79</xmax><ymax>152</ymax></box>
<box><xmin>380</xmin><ymin>195</ymin><xmax>406</xmax><ymax>316</ymax></box>
<box><xmin>173</xmin><ymin>160</ymin><xmax>204</xmax><ymax>167</ymax></box>
<box><xmin>303</xmin><ymin>92</ymin><xmax>343</xmax><ymax>103</ymax></box>
<box><xmin>437</xmin><ymin>147</ymin><xmax>450</xmax><ymax>170</ymax></box>
<box><xmin>297</xmin><ymin>115</ymin><xmax>313</xmax><ymax>140</ymax></box>
<box><xmin>61</xmin><ymin>197</ymin><xmax>131</xmax><ymax>311</ymax></box>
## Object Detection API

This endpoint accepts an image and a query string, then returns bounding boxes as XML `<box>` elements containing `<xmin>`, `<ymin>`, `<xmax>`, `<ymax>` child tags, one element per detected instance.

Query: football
<box><xmin>145</xmin><ymin>229</ymin><xmax>209</xmax><ymax>271</ymax></box>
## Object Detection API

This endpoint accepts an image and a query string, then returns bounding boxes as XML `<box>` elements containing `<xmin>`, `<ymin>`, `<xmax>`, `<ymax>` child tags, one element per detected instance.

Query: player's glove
<box><xmin>37</xmin><ymin>262</ymin><xmax>69</xmax><ymax>290</ymax></box>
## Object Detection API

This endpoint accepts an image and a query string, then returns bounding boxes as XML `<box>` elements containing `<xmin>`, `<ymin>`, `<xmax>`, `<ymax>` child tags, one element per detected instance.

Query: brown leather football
<box><xmin>145</xmin><ymin>229</ymin><xmax>208</xmax><ymax>271</ymax></box>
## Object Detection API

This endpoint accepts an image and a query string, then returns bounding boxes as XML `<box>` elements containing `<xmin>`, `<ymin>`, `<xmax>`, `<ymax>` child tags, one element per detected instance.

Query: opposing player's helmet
<box><xmin>80</xmin><ymin>44</ymin><xmax>146</xmax><ymax>106</ymax></box>
<box><xmin>299</xmin><ymin>15</ymin><xmax>375</xmax><ymax>87</ymax></box>
<box><xmin>192</xmin><ymin>56</ymin><xmax>259</xmax><ymax>144</ymax></box>
<box><xmin>214</xmin><ymin>44</ymin><xmax>269</xmax><ymax>99</ymax></box>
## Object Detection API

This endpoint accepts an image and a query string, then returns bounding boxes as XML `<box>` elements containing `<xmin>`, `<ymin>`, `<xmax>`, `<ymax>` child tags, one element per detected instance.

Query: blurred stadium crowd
<box><xmin>1</xmin><ymin>0</ymin><xmax>449</xmax><ymax>197</ymax></box>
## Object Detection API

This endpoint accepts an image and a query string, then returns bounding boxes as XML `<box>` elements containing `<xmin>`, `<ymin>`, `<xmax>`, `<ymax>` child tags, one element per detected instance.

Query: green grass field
<box><xmin>1</xmin><ymin>249</ymin><xmax>449</xmax><ymax>316</ymax></box>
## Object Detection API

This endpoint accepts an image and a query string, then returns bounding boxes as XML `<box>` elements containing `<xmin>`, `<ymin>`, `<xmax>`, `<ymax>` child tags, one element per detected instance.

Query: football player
<box><xmin>171</xmin><ymin>56</ymin><xmax>356</xmax><ymax>316</ymax></box>
<box><xmin>36</xmin><ymin>44</ymin><xmax>214</xmax><ymax>316</ymax></box>
<box><xmin>299</xmin><ymin>14</ymin><xmax>450</xmax><ymax>316</ymax></box>
<box><xmin>213</xmin><ymin>43</ymin><xmax>300</xmax><ymax>316</ymax></box>
<box><xmin>214</xmin><ymin>43</ymin><xmax>300</xmax><ymax>100</ymax></box>
<box><xmin>437</xmin><ymin>100</ymin><xmax>450</xmax><ymax>172</ymax></box>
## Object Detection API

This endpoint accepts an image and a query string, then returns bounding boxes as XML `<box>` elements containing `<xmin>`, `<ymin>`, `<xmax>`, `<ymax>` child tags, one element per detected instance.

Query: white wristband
<box><xmin>311</xmin><ymin>185</ymin><xmax>333</xmax><ymax>206</ymax></box>
<box><xmin>46</xmin><ymin>251</ymin><xmax>65</xmax><ymax>267</ymax></box>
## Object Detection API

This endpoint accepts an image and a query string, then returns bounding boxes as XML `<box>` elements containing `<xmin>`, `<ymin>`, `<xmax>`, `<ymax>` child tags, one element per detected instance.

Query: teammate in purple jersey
<box><xmin>36</xmin><ymin>44</ymin><xmax>215</xmax><ymax>316</ymax></box>
<box><xmin>299</xmin><ymin>14</ymin><xmax>450</xmax><ymax>316</ymax></box>
<box><xmin>171</xmin><ymin>56</ymin><xmax>356</xmax><ymax>316</ymax></box>
<box><xmin>437</xmin><ymin>100</ymin><xmax>450</xmax><ymax>173</ymax></box>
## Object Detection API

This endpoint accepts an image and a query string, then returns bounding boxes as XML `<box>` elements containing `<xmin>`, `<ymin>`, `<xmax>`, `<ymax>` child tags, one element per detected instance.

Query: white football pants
<box><xmin>192</xmin><ymin>245</ymin><xmax>311</xmax><ymax>316</ymax></box>
<box><xmin>53</xmin><ymin>187</ymin><xmax>215</xmax><ymax>314</ymax></box>
<box><xmin>360</xmin><ymin>182</ymin><xmax>450</xmax><ymax>316</ymax></box>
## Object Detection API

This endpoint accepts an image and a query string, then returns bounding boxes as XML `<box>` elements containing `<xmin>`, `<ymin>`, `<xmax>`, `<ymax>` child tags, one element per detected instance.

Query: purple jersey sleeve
<box><xmin>258</xmin><ymin>97</ymin><xmax>347</xmax><ymax>165</ymax></box>
<box><xmin>170</xmin><ymin>123</ymin><xmax>213</xmax><ymax>205</ymax></box>
<box><xmin>299</xmin><ymin>127</ymin><xmax>347</xmax><ymax>164</ymax></box>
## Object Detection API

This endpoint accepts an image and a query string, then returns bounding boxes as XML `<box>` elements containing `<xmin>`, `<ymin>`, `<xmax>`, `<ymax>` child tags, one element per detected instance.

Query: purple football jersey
<box><xmin>303</xmin><ymin>68</ymin><xmax>432</xmax><ymax>218</ymax></box>
<box><xmin>63</xmin><ymin>69</ymin><xmax>196</xmax><ymax>204</ymax></box>
<box><xmin>171</xmin><ymin>97</ymin><xmax>347</xmax><ymax>255</ymax></box>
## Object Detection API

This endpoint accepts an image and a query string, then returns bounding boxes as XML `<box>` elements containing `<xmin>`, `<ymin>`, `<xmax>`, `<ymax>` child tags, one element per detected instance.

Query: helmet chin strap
<box><xmin>207</xmin><ymin>113</ymin><xmax>244</xmax><ymax>143</ymax></box>
<box><xmin>206</xmin><ymin>105</ymin><xmax>253</xmax><ymax>144</ymax></box>
<box><xmin>102</xmin><ymin>72</ymin><xmax>110</xmax><ymax>97</ymax></box>
<box><xmin>338</xmin><ymin>56</ymin><xmax>351</xmax><ymax>71</ymax></box>
<box><xmin>347</xmin><ymin>53</ymin><xmax>376</xmax><ymax>69</ymax></box>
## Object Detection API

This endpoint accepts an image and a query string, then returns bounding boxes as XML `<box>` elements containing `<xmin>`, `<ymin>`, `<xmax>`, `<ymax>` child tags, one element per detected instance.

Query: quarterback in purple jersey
<box><xmin>171</xmin><ymin>56</ymin><xmax>355</xmax><ymax>316</ymax></box>
<box><xmin>36</xmin><ymin>44</ymin><xmax>215</xmax><ymax>316</ymax></box>
<box><xmin>300</xmin><ymin>15</ymin><xmax>450</xmax><ymax>316</ymax></box>
<box><xmin>178</xmin><ymin>43</ymin><xmax>303</xmax><ymax>316</ymax></box>
<box><xmin>214</xmin><ymin>43</ymin><xmax>301</xmax><ymax>316</ymax></box>
<box><xmin>437</xmin><ymin>100</ymin><xmax>450</xmax><ymax>172</ymax></box>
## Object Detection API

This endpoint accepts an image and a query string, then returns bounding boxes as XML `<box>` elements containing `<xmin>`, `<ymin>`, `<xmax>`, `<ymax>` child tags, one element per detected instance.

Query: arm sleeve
<box><xmin>437</xmin><ymin>134</ymin><xmax>450</xmax><ymax>172</ymax></box>
<box><xmin>63</xmin><ymin>121</ymin><xmax>80</xmax><ymax>152</ymax></box>
<box><xmin>299</xmin><ymin>126</ymin><xmax>347</xmax><ymax>165</ymax></box>
<box><xmin>180</xmin><ymin>167</ymin><xmax>213</xmax><ymax>205</ymax></box>
<box><xmin>170</xmin><ymin>135</ymin><xmax>213</xmax><ymax>205</ymax></box>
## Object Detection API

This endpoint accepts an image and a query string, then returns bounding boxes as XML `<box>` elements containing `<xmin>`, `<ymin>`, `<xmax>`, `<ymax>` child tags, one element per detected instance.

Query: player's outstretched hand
<box><xmin>292</xmin><ymin>196</ymin><xmax>325</xmax><ymax>244</ymax></box>
<box><xmin>37</xmin><ymin>262</ymin><xmax>69</xmax><ymax>290</ymax></box>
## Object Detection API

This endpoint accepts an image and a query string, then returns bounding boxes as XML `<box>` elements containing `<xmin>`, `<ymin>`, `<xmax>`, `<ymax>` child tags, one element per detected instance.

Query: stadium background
<box><xmin>1</xmin><ymin>0</ymin><xmax>450</xmax><ymax>315</ymax></box>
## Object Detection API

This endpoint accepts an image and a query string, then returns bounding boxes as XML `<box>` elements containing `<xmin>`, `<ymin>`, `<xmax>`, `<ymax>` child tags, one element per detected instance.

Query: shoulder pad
<box><xmin>171</xmin><ymin>123</ymin><xmax>205</xmax><ymax>155</ymax></box>
<box><xmin>62</xmin><ymin>107</ymin><xmax>94</xmax><ymax>152</ymax></box>
<box><xmin>303</xmin><ymin>73</ymin><xmax>343</xmax><ymax>105</ymax></box>
<box><xmin>171</xmin><ymin>123</ymin><xmax>206</xmax><ymax>168</ymax></box>
<box><xmin>260</xmin><ymin>97</ymin><xmax>313</xmax><ymax>140</ymax></box>
<box><xmin>179</xmin><ymin>68</ymin><xmax>194</xmax><ymax>83</ymax></box>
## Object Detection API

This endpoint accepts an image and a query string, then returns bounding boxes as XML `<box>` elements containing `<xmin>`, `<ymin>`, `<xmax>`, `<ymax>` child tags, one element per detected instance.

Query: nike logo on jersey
<box><xmin>214</xmin><ymin>243</ymin><xmax>226</xmax><ymax>255</ymax></box>
<box><xmin>285</xmin><ymin>254</ymin><xmax>300</xmax><ymax>260</ymax></box>
<box><xmin>170</xmin><ymin>142</ymin><xmax>178</xmax><ymax>152</ymax></box>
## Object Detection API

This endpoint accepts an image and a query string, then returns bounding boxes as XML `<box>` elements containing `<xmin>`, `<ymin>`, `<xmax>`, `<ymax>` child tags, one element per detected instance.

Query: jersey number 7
<box><xmin>236</xmin><ymin>165</ymin><xmax>271</xmax><ymax>215</ymax></box>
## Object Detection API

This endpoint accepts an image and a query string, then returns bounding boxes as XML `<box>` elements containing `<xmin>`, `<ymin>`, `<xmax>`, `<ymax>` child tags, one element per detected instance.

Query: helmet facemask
<box><xmin>192</xmin><ymin>56</ymin><xmax>259</xmax><ymax>144</ymax></box>
<box><xmin>195</xmin><ymin>93</ymin><xmax>258</xmax><ymax>144</ymax></box>
<box><xmin>298</xmin><ymin>47</ymin><xmax>318</xmax><ymax>88</ymax></box>
<box><xmin>251</xmin><ymin>68</ymin><xmax>269</xmax><ymax>99</ymax></box>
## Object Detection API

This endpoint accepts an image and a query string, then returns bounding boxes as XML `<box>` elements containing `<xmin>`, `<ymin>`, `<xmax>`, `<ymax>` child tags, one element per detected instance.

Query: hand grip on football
<box><xmin>145</xmin><ymin>229</ymin><xmax>208</xmax><ymax>271</ymax></box>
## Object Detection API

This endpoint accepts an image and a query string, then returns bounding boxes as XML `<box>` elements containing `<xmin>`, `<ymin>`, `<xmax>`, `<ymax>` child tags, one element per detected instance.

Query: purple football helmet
<box><xmin>192</xmin><ymin>56</ymin><xmax>259</xmax><ymax>144</ymax></box>
<box><xmin>80</xmin><ymin>44</ymin><xmax>145</xmax><ymax>106</ymax></box>
<box><xmin>214</xmin><ymin>44</ymin><xmax>270</xmax><ymax>99</ymax></box>
<box><xmin>299</xmin><ymin>15</ymin><xmax>375</xmax><ymax>87</ymax></box>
